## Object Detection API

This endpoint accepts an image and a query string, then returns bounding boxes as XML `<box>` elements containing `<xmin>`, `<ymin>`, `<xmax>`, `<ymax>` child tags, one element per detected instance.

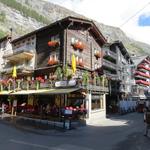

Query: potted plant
<box><xmin>48</xmin><ymin>55</ymin><xmax>54</xmax><ymax>65</ymax></box>
<box><xmin>73</xmin><ymin>41</ymin><xmax>84</xmax><ymax>50</ymax></box>
<box><xmin>94</xmin><ymin>50</ymin><xmax>101</xmax><ymax>59</ymax></box>
<box><xmin>54</xmin><ymin>67</ymin><xmax>62</xmax><ymax>81</ymax></box>
<box><xmin>48</xmin><ymin>41</ymin><xmax>59</xmax><ymax>47</ymax></box>
<box><xmin>53</xmin><ymin>55</ymin><xmax>59</xmax><ymax>65</ymax></box>
<box><xmin>35</xmin><ymin>76</ymin><xmax>44</xmax><ymax>90</ymax></box>
<box><xmin>82</xmin><ymin>71</ymin><xmax>89</xmax><ymax>87</ymax></box>
<box><xmin>7</xmin><ymin>78</ymin><xmax>13</xmax><ymax>91</ymax></box>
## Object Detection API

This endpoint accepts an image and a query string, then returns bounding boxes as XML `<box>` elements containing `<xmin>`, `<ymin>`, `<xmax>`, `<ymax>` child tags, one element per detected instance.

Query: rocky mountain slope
<box><xmin>0</xmin><ymin>0</ymin><xmax>149</xmax><ymax>56</ymax></box>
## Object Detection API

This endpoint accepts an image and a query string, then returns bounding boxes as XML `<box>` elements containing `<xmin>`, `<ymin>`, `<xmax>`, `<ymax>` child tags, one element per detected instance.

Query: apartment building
<box><xmin>133</xmin><ymin>56</ymin><xmax>150</xmax><ymax>100</ymax></box>
<box><xmin>103</xmin><ymin>41</ymin><xmax>135</xmax><ymax>113</ymax></box>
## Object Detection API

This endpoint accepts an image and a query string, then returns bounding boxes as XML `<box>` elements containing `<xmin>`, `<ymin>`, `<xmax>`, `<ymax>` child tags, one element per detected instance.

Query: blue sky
<box><xmin>138</xmin><ymin>14</ymin><xmax>150</xmax><ymax>26</ymax></box>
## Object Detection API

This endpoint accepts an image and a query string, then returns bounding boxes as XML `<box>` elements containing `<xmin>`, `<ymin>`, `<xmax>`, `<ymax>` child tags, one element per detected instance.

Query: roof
<box><xmin>112</xmin><ymin>40</ymin><xmax>134</xmax><ymax>64</ymax></box>
<box><xmin>0</xmin><ymin>35</ymin><xmax>11</xmax><ymax>43</ymax></box>
<box><xmin>132</xmin><ymin>55</ymin><xmax>148</xmax><ymax>66</ymax></box>
<box><xmin>11</xmin><ymin>16</ymin><xmax>107</xmax><ymax>45</ymax></box>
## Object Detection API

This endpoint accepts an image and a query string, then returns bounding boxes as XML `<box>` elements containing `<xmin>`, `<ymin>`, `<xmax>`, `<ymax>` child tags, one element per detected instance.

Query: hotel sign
<box><xmin>55</xmin><ymin>80</ymin><xmax>76</xmax><ymax>88</ymax></box>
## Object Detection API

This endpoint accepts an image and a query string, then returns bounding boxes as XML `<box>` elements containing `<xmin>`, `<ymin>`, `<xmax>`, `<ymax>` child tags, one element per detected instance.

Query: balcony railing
<box><xmin>103</xmin><ymin>59</ymin><xmax>117</xmax><ymax>70</ymax></box>
<box><xmin>138</xmin><ymin>65</ymin><xmax>150</xmax><ymax>72</ymax></box>
<box><xmin>2</xmin><ymin>64</ymin><xmax>34</xmax><ymax>74</ymax></box>
<box><xmin>3</xmin><ymin>45</ymin><xmax>34</xmax><ymax>57</ymax></box>
<box><xmin>105</xmin><ymin>50</ymin><xmax>117</xmax><ymax>59</ymax></box>
<box><xmin>135</xmin><ymin>71</ymin><xmax>150</xmax><ymax>78</ymax></box>
<box><xmin>79</xmin><ymin>84</ymin><xmax>109</xmax><ymax>92</ymax></box>
<box><xmin>0</xmin><ymin>78</ymin><xmax>109</xmax><ymax>93</ymax></box>
<box><xmin>103</xmin><ymin>71</ymin><xmax>118</xmax><ymax>80</ymax></box>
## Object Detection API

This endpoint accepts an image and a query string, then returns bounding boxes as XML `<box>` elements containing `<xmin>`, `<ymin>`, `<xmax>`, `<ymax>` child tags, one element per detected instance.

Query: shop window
<box><xmin>91</xmin><ymin>95</ymin><xmax>104</xmax><ymax>110</ymax></box>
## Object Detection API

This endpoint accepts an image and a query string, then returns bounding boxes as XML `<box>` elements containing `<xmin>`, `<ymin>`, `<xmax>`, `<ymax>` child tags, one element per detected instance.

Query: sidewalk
<box><xmin>0</xmin><ymin>113</ymin><xmax>82</xmax><ymax>134</ymax></box>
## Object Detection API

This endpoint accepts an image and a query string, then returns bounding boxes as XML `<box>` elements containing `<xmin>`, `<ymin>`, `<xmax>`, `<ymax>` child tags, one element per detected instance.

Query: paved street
<box><xmin>0</xmin><ymin>112</ymin><xmax>149</xmax><ymax>150</ymax></box>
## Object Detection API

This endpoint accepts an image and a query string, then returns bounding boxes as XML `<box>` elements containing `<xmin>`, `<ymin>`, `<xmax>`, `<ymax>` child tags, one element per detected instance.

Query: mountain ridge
<box><xmin>0</xmin><ymin>0</ymin><xmax>149</xmax><ymax>56</ymax></box>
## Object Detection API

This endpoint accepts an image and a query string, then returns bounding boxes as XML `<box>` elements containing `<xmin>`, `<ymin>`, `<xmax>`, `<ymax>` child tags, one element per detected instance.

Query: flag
<box><xmin>72</xmin><ymin>54</ymin><xmax>76</xmax><ymax>74</ymax></box>
<box><xmin>12</xmin><ymin>66</ymin><xmax>17</xmax><ymax>78</ymax></box>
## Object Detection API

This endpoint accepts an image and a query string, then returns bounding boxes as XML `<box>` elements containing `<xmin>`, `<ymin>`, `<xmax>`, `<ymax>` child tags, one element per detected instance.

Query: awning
<box><xmin>5</xmin><ymin>88</ymin><xmax>81</xmax><ymax>95</ymax></box>
<box><xmin>36</xmin><ymin>88</ymin><xmax>81</xmax><ymax>95</ymax></box>
<box><xmin>0</xmin><ymin>91</ymin><xmax>11</xmax><ymax>95</ymax></box>
<box><xmin>11</xmin><ymin>89</ymin><xmax>53</xmax><ymax>95</ymax></box>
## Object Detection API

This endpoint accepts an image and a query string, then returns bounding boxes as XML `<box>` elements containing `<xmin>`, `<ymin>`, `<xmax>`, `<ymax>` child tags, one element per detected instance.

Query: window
<box><xmin>92</xmin><ymin>95</ymin><xmax>104</xmax><ymax>110</ymax></box>
<box><xmin>51</xmin><ymin>34</ymin><xmax>59</xmax><ymax>41</ymax></box>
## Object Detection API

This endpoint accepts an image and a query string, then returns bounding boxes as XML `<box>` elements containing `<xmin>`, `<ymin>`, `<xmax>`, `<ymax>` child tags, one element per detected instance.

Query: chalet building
<box><xmin>103</xmin><ymin>41</ymin><xmax>135</xmax><ymax>113</ymax></box>
<box><xmin>133</xmin><ymin>56</ymin><xmax>150</xmax><ymax>100</ymax></box>
<box><xmin>0</xmin><ymin>36</ymin><xmax>12</xmax><ymax>77</ymax></box>
<box><xmin>0</xmin><ymin>16</ymin><xmax>110</xmax><ymax>124</ymax></box>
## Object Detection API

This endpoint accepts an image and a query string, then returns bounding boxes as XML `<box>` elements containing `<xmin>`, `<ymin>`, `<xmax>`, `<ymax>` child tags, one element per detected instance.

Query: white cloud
<box><xmin>46</xmin><ymin>0</ymin><xmax>150</xmax><ymax>45</ymax></box>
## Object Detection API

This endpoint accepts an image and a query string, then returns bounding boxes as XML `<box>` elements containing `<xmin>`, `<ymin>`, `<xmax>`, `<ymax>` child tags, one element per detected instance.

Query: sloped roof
<box><xmin>11</xmin><ymin>16</ymin><xmax>107</xmax><ymax>45</ymax></box>
<box><xmin>132</xmin><ymin>55</ymin><xmax>149</xmax><ymax>65</ymax></box>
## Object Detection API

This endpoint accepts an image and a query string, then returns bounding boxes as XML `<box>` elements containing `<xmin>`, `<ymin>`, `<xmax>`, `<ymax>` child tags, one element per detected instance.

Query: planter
<box><xmin>73</xmin><ymin>41</ymin><xmax>84</xmax><ymax>50</ymax></box>
<box><xmin>48</xmin><ymin>55</ymin><xmax>59</xmax><ymax>65</ymax></box>
<box><xmin>94</xmin><ymin>50</ymin><xmax>101</xmax><ymax>58</ymax></box>
<box><xmin>36</xmin><ymin>81</ymin><xmax>40</xmax><ymax>90</ymax></box>
<box><xmin>48</xmin><ymin>41</ymin><xmax>59</xmax><ymax>47</ymax></box>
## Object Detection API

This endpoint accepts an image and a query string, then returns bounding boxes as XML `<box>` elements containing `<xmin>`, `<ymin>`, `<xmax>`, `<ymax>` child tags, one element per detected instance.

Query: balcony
<box><xmin>103</xmin><ymin>71</ymin><xmax>118</xmax><ymax>80</ymax></box>
<box><xmin>102</xmin><ymin>59</ymin><xmax>117</xmax><ymax>70</ymax></box>
<box><xmin>80</xmin><ymin>84</ymin><xmax>109</xmax><ymax>92</ymax></box>
<box><xmin>135</xmin><ymin>80</ymin><xmax>150</xmax><ymax>86</ymax></box>
<box><xmin>134</xmin><ymin>71</ymin><xmax>150</xmax><ymax>79</ymax></box>
<box><xmin>2</xmin><ymin>64</ymin><xmax>34</xmax><ymax>74</ymax></box>
<box><xmin>138</xmin><ymin>65</ymin><xmax>150</xmax><ymax>72</ymax></box>
<box><xmin>3</xmin><ymin>45</ymin><xmax>34</xmax><ymax>62</ymax></box>
<box><xmin>104</xmin><ymin>50</ymin><xmax>117</xmax><ymax>60</ymax></box>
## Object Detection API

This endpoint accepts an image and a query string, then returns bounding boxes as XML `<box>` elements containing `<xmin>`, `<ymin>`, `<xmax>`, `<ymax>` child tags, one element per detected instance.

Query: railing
<box><xmin>103</xmin><ymin>59</ymin><xmax>117</xmax><ymax>70</ymax></box>
<box><xmin>105</xmin><ymin>50</ymin><xmax>117</xmax><ymax>59</ymax></box>
<box><xmin>2</xmin><ymin>64</ymin><xmax>34</xmax><ymax>73</ymax></box>
<box><xmin>0</xmin><ymin>78</ymin><xmax>109</xmax><ymax>93</ymax></box>
<box><xmin>103</xmin><ymin>71</ymin><xmax>118</xmax><ymax>80</ymax></box>
<box><xmin>3</xmin><ymin>45</ymin><xmax>34</xmax><ymax>57</ymax></box>
<box><xmin>76</xmin><ymin>84</ymin><xmax>108</xmax><ymax>92</ymax></box>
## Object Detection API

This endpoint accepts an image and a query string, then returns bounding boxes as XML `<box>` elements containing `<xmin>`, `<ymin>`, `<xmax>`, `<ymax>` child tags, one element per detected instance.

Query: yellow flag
<box><xmin>72</xmin><ymin>54</ymin><xmax>76</xmax><ymax>74</ymax></box>
<box><xmin>12</xmin><ymin>66</ymin><xmax>17</xmax><ymax>78</ymax></box>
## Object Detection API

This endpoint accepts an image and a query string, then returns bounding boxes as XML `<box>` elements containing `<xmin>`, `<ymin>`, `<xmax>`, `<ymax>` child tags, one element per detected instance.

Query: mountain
<box><xmin>0</xmin><ymin>0</ymin><xmax>149</xmax><ymax>56</ymax></box>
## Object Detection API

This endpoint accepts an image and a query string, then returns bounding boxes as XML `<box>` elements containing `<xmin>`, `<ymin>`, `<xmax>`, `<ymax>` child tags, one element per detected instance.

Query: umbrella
<box><xmin>12</xmin><ymin>66</ymin><xmax>17</xmax><ymax>78</ymax></box>
<box><xmin>72</xmin><ymin>54</ymin><xmax>76</xmax><ymax>74</ymax></box>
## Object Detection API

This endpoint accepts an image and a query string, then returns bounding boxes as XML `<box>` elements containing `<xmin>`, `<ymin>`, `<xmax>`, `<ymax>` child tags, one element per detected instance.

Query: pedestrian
<box><xmin>144</xmin><ymin>106</ymin><xmax>150</xmax><ymax>136</ymax></box>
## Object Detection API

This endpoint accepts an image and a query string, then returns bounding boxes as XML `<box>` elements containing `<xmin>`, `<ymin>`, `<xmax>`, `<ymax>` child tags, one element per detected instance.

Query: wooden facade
<box><xmin>0</xmin><ymin>17</ymin><xmax>111</xmax><ymax>123</ymax></box>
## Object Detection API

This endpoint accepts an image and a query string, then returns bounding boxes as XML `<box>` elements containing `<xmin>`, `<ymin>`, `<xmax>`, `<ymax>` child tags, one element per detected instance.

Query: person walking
<box><xmin>144</xmin><ymin>104</ymin><xmax>150</xmax><ymax>136</ymax></box>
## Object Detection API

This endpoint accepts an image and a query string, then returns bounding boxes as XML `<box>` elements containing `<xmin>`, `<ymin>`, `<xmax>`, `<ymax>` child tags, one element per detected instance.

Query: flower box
<box><xmin>94</xmin><ymin>50</ymin><xmax>101</xmax><ymax>58</ymax></box>
<box><xmin>73</xmin><ymin>41</ymin><xmax>84</xmax><ymax>50</ymax></box>
<box><xmin>48</xmin><ymin>55</ymin><xmax>59</xmax><ymax>65</ymax></box>
<box><xmin>48</xmin><ymin>41</ymin><xmax>59</xmax><ymax>47</ymax></box>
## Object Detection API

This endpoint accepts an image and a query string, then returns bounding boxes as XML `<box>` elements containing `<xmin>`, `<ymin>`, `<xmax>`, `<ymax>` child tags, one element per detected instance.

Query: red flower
<box><xmin>36</xmin><ymin>76</ymin><xmax>44</xmax><ymax>83</ymax></box>
<box><xmin>48</xmin><ymin>41</ymin><xmax>59</xmax><ymax>47</ymax></box>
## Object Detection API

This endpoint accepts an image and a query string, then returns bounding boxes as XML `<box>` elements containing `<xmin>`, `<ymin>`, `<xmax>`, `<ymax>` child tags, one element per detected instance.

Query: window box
<box><xmin>48</xmin><ymin>41</ymin><xmax>59</xmax><ymax>47</ymax></box>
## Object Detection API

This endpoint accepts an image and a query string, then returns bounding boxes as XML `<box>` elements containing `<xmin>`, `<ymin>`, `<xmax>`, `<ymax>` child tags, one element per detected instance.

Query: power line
<box><xmin>120</xmin><ymin>2</ymin><xmax>150</xmax><ymax>27</ymax></box>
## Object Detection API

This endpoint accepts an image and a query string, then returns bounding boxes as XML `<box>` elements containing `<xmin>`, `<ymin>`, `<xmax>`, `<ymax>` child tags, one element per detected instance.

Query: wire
<box><xmin>120</xmin><ymin>2</ymin><xmax>150</xmax><ymax>27</ymax></box>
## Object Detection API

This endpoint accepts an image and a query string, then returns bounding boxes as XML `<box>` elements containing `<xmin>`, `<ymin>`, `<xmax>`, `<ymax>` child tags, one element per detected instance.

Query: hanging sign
<box><xmin>55</xmin><ymin>79</ymin><xmax>76</xmax><ymax>88</ymax></box>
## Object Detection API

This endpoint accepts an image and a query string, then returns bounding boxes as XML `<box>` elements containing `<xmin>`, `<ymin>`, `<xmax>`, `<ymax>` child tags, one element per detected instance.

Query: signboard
<box><xmin>55</xmin><ymin>80</ymin><xmax>76</xmax><ymax>88</ymax></box>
